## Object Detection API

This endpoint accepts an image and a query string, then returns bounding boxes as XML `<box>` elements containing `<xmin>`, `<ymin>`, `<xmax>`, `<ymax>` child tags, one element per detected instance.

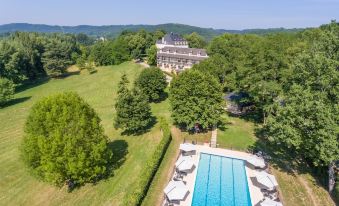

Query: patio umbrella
<box><xmin>179</xmin><ymin>143</ymin><xmax>196</xmax><ymax>152</ymax></box>
<box><xmin>260</xmin><ymin>199</ymin><xmax>283</xmax><ymax>206</ymax></box>
<box><xmin>176</xmin><ymin>157</ymin><xmax>195</xmax><ymax>172</ymax></box>
<box><xmin>175</xmin><ymin>156</ymin><xmax>192</xmax><ymax>167</ymax></box>
<box><xmin>246</xmin><ymin>156</ymin><xmax>266</xmax><ymax>168</ymax></box>
<box><xmin>163</xmin><ymin>180</ymin><xmax>189</xmax><ymax>201</ymax></box>
<box><xmin>254</xmin><ymin>171</ymin><xmax>278</xmax><ymax>190</ymax></box>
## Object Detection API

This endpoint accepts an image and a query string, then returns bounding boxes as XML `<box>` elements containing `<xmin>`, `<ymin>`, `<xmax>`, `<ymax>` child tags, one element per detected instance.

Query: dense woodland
<box><xmin>0</xmin><ymin>21</ymin><xmax>338</xmax><ymax>198</ymax></box>
<box><xmin>0</xmin><ymin>29</ymin><xmax>166</xmax><ymax>84</ymax></box>
<box><xmin>192</xmin><ymin>21</ymin><xmax>338</xmax><ymax>169</ymax></box>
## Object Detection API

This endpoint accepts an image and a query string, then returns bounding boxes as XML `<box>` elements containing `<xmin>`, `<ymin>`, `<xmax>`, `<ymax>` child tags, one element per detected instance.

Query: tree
<box><xmin>89</xmin><ymin>41</ymin><xmax>115</xmax><ymax>66</ymax></box>
<box><xmin>0</xmin><ymin>78</ymin><xmax>14</xmax><ymax>106</ymax></box>
<box><xmin>117</xmin><ymin>74</ymin><xmax>129</xmax><ymax>95</ymax></box>
<box><xmin>21</xmin><ymin>92</ymin><xmax>112</xmax><ymax>186</ymax></box>
<box><xmin>75</xmin><ymin>33</ymin><xmax>94</xmax><ymax>46</ymax></box>
<box><xmin>0</xmin><ymin>43</ymin><xmax>27</xmax><ymax>82</ymax></box>
<box><xmin>111</xmin><ymin>37</ymin><xmax>130</xmax><ymax>64</ymax></box>
<box><xmin>146</xmin><ymin>45</ymin><xmax>158</xmax><ymax>66</ymax></box>
<box><xmin>263</xmin><ymin>22</ymin><xmax>339</xmax><ymax>167</ymax></box>
<box><xmin>135</xmin><ymin>67</ymin><xmax>167</xmax><ymax>102</ymax></box>
<box><xmin>169</xmin><ymin>70</ymin><xmax>223</xmax><ymax>130</ymax></box>
<box><xmin>0</xmin><ymin>32</ymin><xmax>45</xmax><ymax>83</ymax></box>
<box><xmin>89</xmin><ymin>38</ymin><xmax>130</xmax><ymax>66</ymax></box>
<box><xmin>128</xmin><ymin>88</ymin><xmax>153</xmax><ymax>132</ymax></box>
<box><xmin>263</xmin><ymin>85</ymin><xmax>339</xmax><ymax>166</ymax></box>
<box><xmin>152</xmin><ymin>29</ymin><xmax>165</xmax><ymax>42</ymax></box>
<box><xmin>42</xmin><ymin>36</ymin><xmax>78</xmax><ymax>77</ymax></box>
<box><xmin>76</xmin><ymin>45</ymin><xmax>90</xmax><ymax>70</ymax></box>
<box><xmin>125</xmin><ymin>32</ymin><xmax>147</xmax><ymax>59</ymax></box>
<box><xmin>192</xmin><ymin>54</ymin><xmax>234</xmax><ymax>90</ymax></box>
<box><xmin>184</xmin><ymin>32</ymin><xmax>207</xmax><ymax>48</ymax></box>
<box><xmin>114</xmin><ymin>75</ymin><xmax>153</xmax><ymax>134</ymax></box>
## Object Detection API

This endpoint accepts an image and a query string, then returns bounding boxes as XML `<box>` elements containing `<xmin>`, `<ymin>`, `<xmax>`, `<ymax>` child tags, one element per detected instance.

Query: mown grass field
<box><xmin>0</xmin><ymin>62</ymin><xmax>168</xmax><ymax>206</ymax></box>
<box><xmin>217</xmin><ymin>116</ymin><xmax>256</xmax><ymax>151</ymax></box>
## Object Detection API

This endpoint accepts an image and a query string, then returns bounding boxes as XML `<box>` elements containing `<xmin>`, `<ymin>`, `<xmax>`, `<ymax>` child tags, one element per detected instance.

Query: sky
<box><xmin>0</xmin><ymin>0</ymin><xmax>338</xmax><ymax>29</ymax></box>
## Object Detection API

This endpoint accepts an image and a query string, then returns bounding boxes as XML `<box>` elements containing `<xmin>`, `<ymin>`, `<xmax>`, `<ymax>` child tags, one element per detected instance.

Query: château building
<box><xmin>156</xmin><ymin>32</ymin><xmax>189</xmax><ymax>49</ymax></box>
<box><xmin>156</xmin><ymin>33</ymin><xmax>208</xmax><ymax>73</ymax></box>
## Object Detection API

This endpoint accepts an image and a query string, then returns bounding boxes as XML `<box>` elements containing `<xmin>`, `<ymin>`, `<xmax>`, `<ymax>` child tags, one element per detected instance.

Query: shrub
<box><xmin>21</xmin><ymin>92</ymin><xmax>112</xmax><ymax>186</ymax></box>
<box><xmin>135</xmin><ymin>67</ymin><xmax>167</xmax><ymax>102</ymax></box>
<box><xmin>0</xmin><ymin>77</ymin><xmax>15</xmax><ymax>106</ymax></box>
<box><xmin>123</xmin><ymin>117</ymin><xmax>172</xmax><ymax>205</ymax></box>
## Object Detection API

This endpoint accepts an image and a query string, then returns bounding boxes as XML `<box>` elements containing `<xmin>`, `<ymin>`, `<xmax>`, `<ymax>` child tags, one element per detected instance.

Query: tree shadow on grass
<box><xmin>121</xmin><ymin>116</ymin><xmax>157</xmax><ymax>136</ymax></box>
<box><xmin>1</xmin><ymin>96</ymin><xmax>31</xmax><ymax>108</ymax></box>
<box><xmin>228</xmin><ymin>110</ymin><xmax>262</xmax><ymax>124</ymax></box>
<box><xmin>108</xmin><ymin>139</ymin><xmax>129</xmax><ymax>170</ymax></box>
<box><xmin>153</xmin><ymin>91</ymin><xmax>168</xmax><ymax>103</ymax></box>
<box><xmin>15</xmin><ymin>78</ymin><xmax>50</xmax><ymax>93</ymax></box>
<box><xmin>54</xmin><ymin>71</ymin><xmax>81</xmax><ymax>79</ymax></box>
<box><xmin>218</xmin><ymin>115</ymin><xmax>233</xmax><ymax>132</ymax></box>
<box><xmin>86</xmin><ymin>140</ymin><xmax>128</xmax><ymax>189</ymax></box>
<box><xmin>249</xmin><ymin>127</ymin><xmax>330</xmax><ymax>194</ymax></box>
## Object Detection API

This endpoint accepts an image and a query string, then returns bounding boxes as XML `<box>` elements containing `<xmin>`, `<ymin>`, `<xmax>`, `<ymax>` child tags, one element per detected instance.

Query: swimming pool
<box><xmin>191</xmin><ymin>153</ymin><xmax>252</xmax><ymax>206</ymax></box>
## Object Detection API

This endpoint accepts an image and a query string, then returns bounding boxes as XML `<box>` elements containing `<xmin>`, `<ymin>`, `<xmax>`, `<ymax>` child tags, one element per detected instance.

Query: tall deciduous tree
<box><xmin>146</xmin><ymin>45</ymin><xmax>158</xmax><ymax>66</ymax></box>
<box><xmin>263</xmin><ymin>21</ymin><xmax>339</xmax><ymax>167</ymax></box>
<box><xmin>264</xmin><ymin>85</ymin><xmax>339</xmax><ymax>166</ymax></box>
<box><xmin>192</xmin><ymin>54</ymin><xmax>234</xmax><ymax>90</ymax></box>
<box><xmin>22</xmin><ymin>92</ymin><xmax>112</xmax><ymax>186</ymax></box>
<box><xmin>170</xmin><ymin>70</ymin><xmax>223</xmax><ymax>130</ymax></box>
<box><xmin>135</xmin><ymin>67</ymin><xmax>167</xmax><ymax>102</ymax></box>
<box><xmin>184</xmin><ymin>32</ymin><xmax>207</xmax><ymax>48</ymax></box>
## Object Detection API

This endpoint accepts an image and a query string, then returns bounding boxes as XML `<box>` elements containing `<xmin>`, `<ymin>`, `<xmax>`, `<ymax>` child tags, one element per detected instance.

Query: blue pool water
<box><xmin>191</xmin><ymin>153</ymin><xmax>252</xmax><ymax>206</ymax></box>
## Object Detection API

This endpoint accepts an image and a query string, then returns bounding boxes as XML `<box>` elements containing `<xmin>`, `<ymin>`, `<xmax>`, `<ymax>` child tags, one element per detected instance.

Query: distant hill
<box><xmin>0</xmin><ymin>23</ymin><xmax>305</xmax><ymax>40</ymax></box>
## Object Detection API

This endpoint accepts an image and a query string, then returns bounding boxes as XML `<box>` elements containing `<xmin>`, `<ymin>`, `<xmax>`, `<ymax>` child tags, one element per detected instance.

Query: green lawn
<box><xmin>217</xmin><ymin>115</ymin><xmax>256</xmax><ymax>151</ymax></box>
<box><xmin>0</xmin><ymin>62</ymin><xmax>167</xmax><ymax>206</ymax></box>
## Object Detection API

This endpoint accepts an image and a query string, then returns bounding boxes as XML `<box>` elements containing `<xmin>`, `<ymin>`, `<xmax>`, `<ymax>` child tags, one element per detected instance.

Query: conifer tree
<box><xmin>114</xmin><ymin>74</ymin><xmax>153</xmax><ymax>134</ymax></box>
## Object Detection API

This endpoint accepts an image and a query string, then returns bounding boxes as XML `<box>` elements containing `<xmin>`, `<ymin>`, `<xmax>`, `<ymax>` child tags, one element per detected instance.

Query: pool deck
<box><xmin>172</xmin><ymin>144</ymin><xmax>264</xmax><ymax>206</ymax></box>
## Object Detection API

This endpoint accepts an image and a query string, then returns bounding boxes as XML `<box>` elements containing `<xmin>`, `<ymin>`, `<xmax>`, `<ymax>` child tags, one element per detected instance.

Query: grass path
<box><xmin>272</xmin><ymin>165</ymin><xmax>335</xmax><ymax>206</ymax></box>
<box><xmin>297</xmin><ymin>174</ymin><xmax>320</xmax><ymax>206</ymax></box>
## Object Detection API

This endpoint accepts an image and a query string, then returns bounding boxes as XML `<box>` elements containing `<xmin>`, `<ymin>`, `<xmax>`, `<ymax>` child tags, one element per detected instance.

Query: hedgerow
<box><xmin>123</xmin><ymin>117</ymin><xmax>171</xmax><ymax>206</ymax></box>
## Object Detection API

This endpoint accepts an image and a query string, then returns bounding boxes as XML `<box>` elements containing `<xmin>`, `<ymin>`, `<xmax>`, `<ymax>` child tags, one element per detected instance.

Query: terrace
<box><xmin>162</xmin><ymin>143</ymin><xmax>283</xmax><ymax>206</ymax></box>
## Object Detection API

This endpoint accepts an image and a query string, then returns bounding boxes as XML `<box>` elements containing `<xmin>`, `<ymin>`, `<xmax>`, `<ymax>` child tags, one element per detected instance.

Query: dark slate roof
<box><xmin>163</xmin><ymin>32</ymin><xmax>187</xmax><ymax>44</ymax></box>
<box><xmin>160</xmin><ymin>47</ymin><xmax>208</xmax><ymax>56</ymax></box>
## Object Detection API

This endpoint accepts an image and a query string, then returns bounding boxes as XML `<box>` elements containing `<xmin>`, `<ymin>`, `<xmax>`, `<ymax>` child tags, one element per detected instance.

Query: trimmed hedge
<box><xmin>123</xmin><ymin>117</ymin><xmax>172</xmax><ymax>206</ymax></box>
